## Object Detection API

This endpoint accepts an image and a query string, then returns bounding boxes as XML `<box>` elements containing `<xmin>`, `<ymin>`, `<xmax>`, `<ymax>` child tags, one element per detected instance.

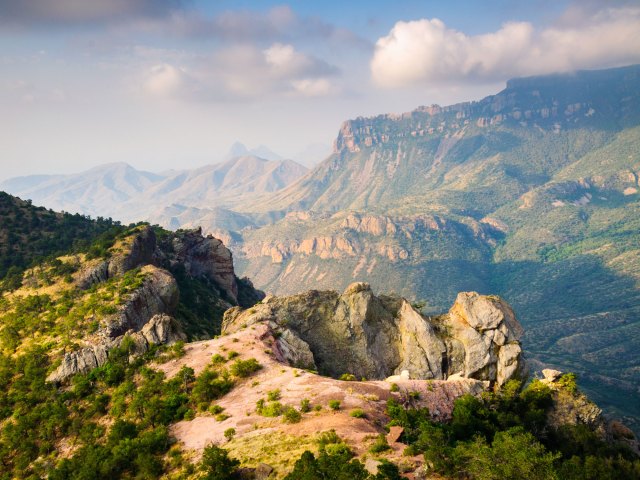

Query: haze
<box><xmin>1</xmin><ymin>0</ymin><xmax>639</xmax><ymax>180</ymax></box>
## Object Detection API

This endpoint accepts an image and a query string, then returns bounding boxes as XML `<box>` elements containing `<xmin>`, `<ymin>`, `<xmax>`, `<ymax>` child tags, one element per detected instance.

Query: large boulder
<box><xmin>443</xmin><ymin>292</ymin><xmax>526</xmax><ymax>387</ymax></box>
<box><xmin>223</xmin><ymin>284</ymin><xmax>525</xmax><ymax>386</ymax></box>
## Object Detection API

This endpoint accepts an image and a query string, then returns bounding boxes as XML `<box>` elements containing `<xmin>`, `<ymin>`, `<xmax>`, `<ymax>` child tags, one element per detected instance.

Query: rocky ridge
<box><xmin>48</xmin><ymin>226</ymin><xmax>261</xmax><ymax>383</ymax></box>
<box><xmin>223</xmin><ymin>283</ymin><xmax>525</xmax><ymax>387</ymax></box>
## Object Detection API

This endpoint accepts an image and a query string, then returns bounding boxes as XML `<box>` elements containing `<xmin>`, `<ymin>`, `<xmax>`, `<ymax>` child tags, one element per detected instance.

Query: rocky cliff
<box><xmin>48</xmin><ymin>226</ymin><xmax>263</xmax><ymax>383</ymax></box>
<box><xmin>223</xmin><ymin>283</ymin><xmax>524</xmax><ymax>387</ymax></box>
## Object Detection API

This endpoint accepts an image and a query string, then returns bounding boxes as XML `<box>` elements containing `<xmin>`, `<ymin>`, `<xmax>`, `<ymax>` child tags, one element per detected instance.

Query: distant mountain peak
<box><xmin>225</xmin><ymin>142</ymin><xmax>283</xmax><ymax>162</ymax></box>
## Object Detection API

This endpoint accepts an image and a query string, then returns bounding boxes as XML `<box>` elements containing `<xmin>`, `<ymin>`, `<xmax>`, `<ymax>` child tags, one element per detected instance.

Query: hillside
<box><xmin>230</xmin><ymin>65</ymin><xmax>640</xmax><ymax>431</ymax></box>
<box><xmin>0</xmin><ymin>192</ymin><xmax>123</xmax><ymax>291</ymax></box>
<box><xmin>0</xmin><ymin>195</ymin><xmax>638</xmax><ymax>478</ymax></box>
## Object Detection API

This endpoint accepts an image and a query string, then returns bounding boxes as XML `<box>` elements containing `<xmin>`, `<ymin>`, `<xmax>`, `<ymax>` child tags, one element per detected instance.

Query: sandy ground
<box><xmin>155</xmin><ymin>323</ymin><xmax>484</xmax><ymax>477</ymax></box>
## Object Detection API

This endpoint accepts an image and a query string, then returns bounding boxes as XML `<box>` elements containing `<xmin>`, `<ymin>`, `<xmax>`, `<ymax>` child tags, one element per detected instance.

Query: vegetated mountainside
<box><xmin>229</xmin><ymin>65</ymin><xmax>640</xmax><ymax>431</ymax></box>
<box><xmin>1</xmin><ymin>203</ymin><xmax>637</xmax><ymax>479</ymax></box>
<box><xmin>0</xmin><ymin>155</ymin><xmax>307</xmax><ymax>227</ymax></box>
<box><xmin>0</xmin><ymin>192</ymin><xmax>123</xmax><ymax>291</ymax></box>
<box><xmin>0</xmin><ymin>194</ymin><xmax>638</xmax><ymax>478</ymax></box>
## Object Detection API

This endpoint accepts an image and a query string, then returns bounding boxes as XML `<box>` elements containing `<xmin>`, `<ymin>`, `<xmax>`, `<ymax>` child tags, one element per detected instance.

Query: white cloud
<box><xmin>143</xmin><ymin>63</ymin><xmax>189</xmax><ymax>97</ymax></box>
<box><xmin>371</xmin><ymin>5</ymin><xmax>640</xmax><ymax>87</ymax></box>
<box><xmin>140</xmin><ymin>43</ymin><xmax>339</xmax><ymax>101</ymax></box>
<box><xmin>291</xmin><ymin>78</ymin><xmax>334</xmax><ymax>97</ymax></box>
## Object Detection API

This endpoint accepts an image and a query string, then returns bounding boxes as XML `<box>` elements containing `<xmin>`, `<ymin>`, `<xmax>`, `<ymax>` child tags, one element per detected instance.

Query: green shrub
<box><xmin>209</xmin><ymin>405</ymin><xmax>224</xmax><ymax>415</ymax></box>
<box><xmin>230</xmin><ymin>358</ymin><xmax>262</xmax><ymax>378</ymax></box>
<box><xmin>199</xmin><ymin>444</ymin><xmax>240</xmax><ymax>480</ymax></box>
<box><xmin>211</xmin><ymin>354</ymin><xmax>226</xmax><ymax>364</ymax></box>
<box><xmin>224</xmin><ymin>428</ymin><xmax>236</xmax><ymax>441</ymax></box>
<box><xmin>267</xmin><ymin>389</ymin><xmax>281</xmax><ymax>401</ymax></box>
<box><xmin>283</xmin><ymin>406</ymin><xmax>302</xmax><ymax>424</ymax></box>
<box><xmin>329</xmin><ymin>400</ymin><xmax>341</xmax><ymax>411</ymax></box>
<box><xmin>339</xmin><ymin>373</ymin><xmax>357</xmax><ymax>381</ymax></box>
<box><xmin>350</xmin><ymin>408</ymin><xmax>366</xmax><ymax>419</ymax></box>
<box><xmin>191</xmin><ymin>368</ymin><xmax>234</xmax><ymax>403</ymax></box>
<box><xmin>369</xmin><ymin>433</ymin><xmax>391</xmax><ymax>453</ymax></box>
<box><xmin>300</xmin><ymin>398</ymin><xmax>311</xmax><ymax>413</ymax></box>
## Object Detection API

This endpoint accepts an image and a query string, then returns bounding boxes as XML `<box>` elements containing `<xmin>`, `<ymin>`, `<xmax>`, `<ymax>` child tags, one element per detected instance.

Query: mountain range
<box><xmin>2</xmin><ymin>64</ymin><xmax>640</xmax><ymax>431</ymax></box>
<box><xmin>1</xmin><ymin>155</ymin><xmax>308</xmax><ymax>228</ymax></box>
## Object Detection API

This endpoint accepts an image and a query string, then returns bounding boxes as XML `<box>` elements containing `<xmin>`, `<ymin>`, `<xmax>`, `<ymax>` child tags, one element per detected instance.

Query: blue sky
<box><xmin>0</xmin><ymin>0</ymin><xmax>638</xmax><ymax>179</ymax></box>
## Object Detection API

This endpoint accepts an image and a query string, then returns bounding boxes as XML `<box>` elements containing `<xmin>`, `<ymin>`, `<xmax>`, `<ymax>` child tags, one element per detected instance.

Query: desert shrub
<box><xmin>329</xmin><ymin>400</ymin><xmax>341</xmax><ymax>411</ymax></box>
<box><xmin>369</xmin><ymin>433</ymin><xmax>391</xmax><ymax>453</ymax></box>
<box><xmin>283</xmin><ymin>406</ymin><xmax>302</xmax><ymax>424</ymax></box>
<box><xmin>300</xmin><ymin>398</ymin><xmax>311</xmax><ymax>413</ymax></box>
<box><xmin>350</xmin><ymin>408</ymin><xmax>366</xmax><ymax>419</ymax></box>
<box><xmin>191</xmin><ymin>368</ymin><xmax>234</xmax><ymax>404</ymax></box>
<box><xmin>230</xmin><ymin>358</ymin><xmax>262</xmax><ymax>378</ymax></box>
<box><xmin>267</xmin><ymin>389</ymin><xmax>281</xmax><ymax>401</ymax></box>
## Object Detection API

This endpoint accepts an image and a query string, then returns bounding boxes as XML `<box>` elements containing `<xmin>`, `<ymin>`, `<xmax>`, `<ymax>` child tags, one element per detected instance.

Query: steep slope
<box><xmin>246</xmin><ymin>65</ymin><xmax>639</xmax><ymax>215</ymax></box>
<box><xmin>231</xmin><ymin>65</ymin><xmax>640</xmax><ymax>431</ymax></box>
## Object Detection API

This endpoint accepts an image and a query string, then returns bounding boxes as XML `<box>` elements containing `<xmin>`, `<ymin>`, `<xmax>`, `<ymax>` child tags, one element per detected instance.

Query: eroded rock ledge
<box><xmin>222</xmin><ymin>282</ymin><xmax>525</xmax><ymax>387</ymax></box>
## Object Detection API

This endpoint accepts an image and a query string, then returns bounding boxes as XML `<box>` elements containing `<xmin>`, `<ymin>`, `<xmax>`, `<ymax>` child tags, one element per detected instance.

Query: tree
<box><xmin>458</xmin><ymin>427</ymin><xmax>560</xmax><ymax>480</ymax></box>
<box><xmin>200</xmin><ymin>444</ymin><xmax>240</xmax><ymax>480</ymax></box>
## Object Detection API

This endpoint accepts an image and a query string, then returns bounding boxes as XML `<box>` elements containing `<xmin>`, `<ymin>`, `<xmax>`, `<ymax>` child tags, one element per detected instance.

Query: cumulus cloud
<box><xmin>0</xmin><ymin>0</ymin><xmax>185</xmax><ymax>26</ymax></box>
<box><xmin>143</xmin><ymin>63</ymin><xmax>192</xmax><ymax>98</ymax></box>
<box><xmin>141</xmin><ymin>43</ymin><xmax>339</xmax><ymax>101</ymax></box>
<box><xmin>371</xmin><ymin>5</ymin><xmax>640</xmax><ymax>87</ymax></box>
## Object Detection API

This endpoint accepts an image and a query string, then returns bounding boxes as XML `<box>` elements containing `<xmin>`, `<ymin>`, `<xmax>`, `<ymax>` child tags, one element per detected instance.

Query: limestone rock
<box><xmin>102</xmin><ymin>267</ymin><xmax>179</xmax><ymax>338</ymax></box>
<box><xmin>273</xmin><ymin>327</ymin><xmax>316</xmax><ymax>370</ymax></box>
<box><xmin>75</xmin><ymin>260</ymin><xmax>109</xmax><ymax>289</ymax></box>
<box><xmin>47</xmin><ymin>267</ymin><xmax>181</xmax><ymax>383</ymax></box>
<box><xmin>542</xmin><ymin>368</ymin><xmax>563</xmax><ymax>382</ymax></box>
<box><xmin>140</xmin><ymin>314</ymin><xmax>187</xmax><ymax>345</ymax></box>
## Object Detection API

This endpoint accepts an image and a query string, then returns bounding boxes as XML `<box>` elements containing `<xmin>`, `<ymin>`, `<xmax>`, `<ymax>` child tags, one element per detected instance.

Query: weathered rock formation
<box><xmin>48</xmin><ymin>266</ymin><xmax>185</xmax><ymax>383</ymax></box>
<box><xmin>49</xmin><ymin>227</ymin><xmax>260</xmax><ymax>383</ymax></box>
<box><xmin>223</xmin><ymin>283</ymin><xmax>525</xmax><ymax>387</ymax></box>
<box><xmin>76</xmin><ymin>226</ymin><xmax>239</xmax><ymax>302</ymax></box>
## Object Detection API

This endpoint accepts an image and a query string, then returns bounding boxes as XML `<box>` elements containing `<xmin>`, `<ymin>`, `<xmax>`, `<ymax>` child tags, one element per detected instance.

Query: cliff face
<box><xmin>222</xmin><ymin>283</ymin><xmax>524</xmax><ymax>387</ymax></box>
<box><xmin>48</xmin><ymin>226</ymin><xmax>262</xmax><ymax>383</ymax></box>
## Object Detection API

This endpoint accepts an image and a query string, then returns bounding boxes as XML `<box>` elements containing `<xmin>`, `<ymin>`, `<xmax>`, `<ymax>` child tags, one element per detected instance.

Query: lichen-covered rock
<box><xmin>75</xmin><ymin>259</ymin><xmax>109</xmax><ymax>289</ymax></box>
<box><xmin>108</xmin><ymin>226</ymin><xmax>157</xmax><ymax>278</ymax></box>
<box><xmin>222</xmin><ymin>284</ymin><xmax>525</xmax><ymax>386</ymax></box>
<box><xmin>272</xmin><ymin>327</ymin><xmax>316</xmax><ymax>370</ymax></box>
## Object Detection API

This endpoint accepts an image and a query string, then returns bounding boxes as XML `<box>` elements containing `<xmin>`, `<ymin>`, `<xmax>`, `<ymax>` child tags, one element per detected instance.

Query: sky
<box><xmin>0</xmin><ymin>0</ymin><xmax>639</xmax><ymax>180</ymax></box>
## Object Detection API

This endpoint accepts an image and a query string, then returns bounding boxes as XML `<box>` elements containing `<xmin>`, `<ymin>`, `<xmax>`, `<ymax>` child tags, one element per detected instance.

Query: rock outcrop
<box><xmin>165</xmin><ymin>228</ymin><xmax>238</xmax><ymax>302</ymax></box>
<box><xmin>49</xmin><ymin>227</ymin><xmax>255</xmax><ymax>383</ymax></box>
<box><xmin>223</xmin><ymin>283</ymin><xmax>525</xmax><ymax>387</ymax></box>
<box><xmin>76</xmin><ymin>226</ymin><xmax>239</xmax><ymax>303</ymax></box>
<box><xmin>48</xmin><ymin>266</ymin><xmax>184</xmax><ymax>383</ymax></box>
<box><xmin>443</xmin><ymin>292</ymin><xmax>525</xmax><ymax>386</ymax></box>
